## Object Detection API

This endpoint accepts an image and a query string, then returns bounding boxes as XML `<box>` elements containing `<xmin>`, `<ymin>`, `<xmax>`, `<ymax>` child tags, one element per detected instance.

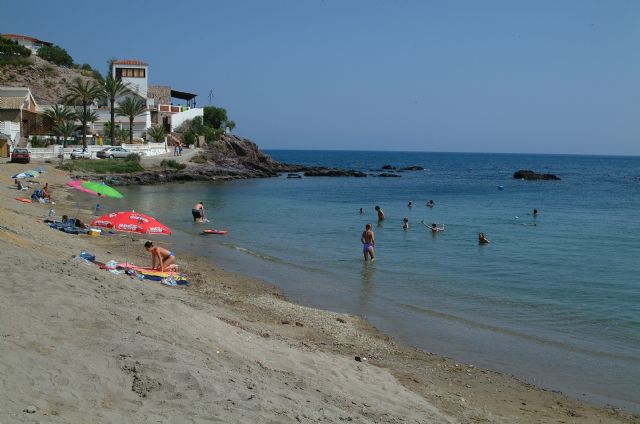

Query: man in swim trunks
<box><xmin>361</xmin><ymin>223</ymin><xmax>376</xmax><ymax>261</ymax></box>
<box><xmin>192</xmin><ymin>202</ymin><xmax>205</xmax><ymax>223</ymax></box>
<box><xmin>375</xmin><ymin>205</ymin><xmax>385</xmax><ymax>221</ymax></box>
<box><xmin>144</xmin><ymin>241</ymin><xmax>176</xmax><ymax>271</ymax></box>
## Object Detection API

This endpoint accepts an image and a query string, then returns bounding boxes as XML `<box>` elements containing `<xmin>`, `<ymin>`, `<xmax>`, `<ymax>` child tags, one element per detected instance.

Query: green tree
<box><xmin>100</xmin><ymin>75</ymin><xmax>130</xmax><ymax>146</ymax></box>
<box><xmin>116</xmin><ymin>97</ymin><xmax>146</xmax><ymax>144</ymax></box>
<box><xmin>0</xmin><ymin>36</ymin><xmax>31</xmax><ymax>57</ymax></box>
<box><xmin>203</xmin><ymin>106</ymin><xmax>230</xmax><ymax>129</ymax></box>
<box><xmin>43</xmin><ymin>104</ymin><xmax>74</xmax><ymax>145</ymax></box>
<box><xmin>147</xmin><ymin>125</ymin><xmax>166</xmax><ymax>142</ymax></box>
<box><xmin>54</xmin><ymin>119</ymin><xmax>77</xmax><ymax>164</ymax></box>
<box><xmin>37</xmin><ymin>44</ymin><xmax>73</xmax><ymax>67</ymax></box>
<box><xmin>63</xmin><ymin>78</ymin><xmax>102</xmax><ymax>149</ymax></box>
<box><xmin>116</xmin><ymin>127</ymin><xmax>130</xmax><ymax>144</ymax></box>
<box><xmin>226</xmin><ymin>120</ymin><xmax>236</xmax><ymax>132</ymax></box>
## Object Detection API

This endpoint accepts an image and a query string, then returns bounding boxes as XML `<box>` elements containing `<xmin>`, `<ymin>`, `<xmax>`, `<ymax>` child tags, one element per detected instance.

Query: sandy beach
<box><xmin>0</xmin><ymin>162</ymin><xmax>637</xmax><ymax>423</ymax></box>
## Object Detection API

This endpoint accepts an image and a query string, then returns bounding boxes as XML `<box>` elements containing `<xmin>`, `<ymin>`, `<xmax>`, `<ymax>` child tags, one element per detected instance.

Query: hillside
<box><xmin>0</xmin><ymin>55</ymin><xmax>97</xmax><ymax>105</ymax></box>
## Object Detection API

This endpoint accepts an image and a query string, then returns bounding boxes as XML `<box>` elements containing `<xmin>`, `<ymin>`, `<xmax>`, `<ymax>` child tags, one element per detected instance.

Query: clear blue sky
<box><xmin>3</xmin><ymin>0</ymin><xmax>639</xmax><ymax>155</ymax></box>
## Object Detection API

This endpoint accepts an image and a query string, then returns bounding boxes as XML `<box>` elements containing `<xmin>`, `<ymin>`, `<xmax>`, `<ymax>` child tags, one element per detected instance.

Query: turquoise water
<box><xmin>105</xmin><ymin>151</ymin><xmax>640</xmax><ymax>411</ymax></box>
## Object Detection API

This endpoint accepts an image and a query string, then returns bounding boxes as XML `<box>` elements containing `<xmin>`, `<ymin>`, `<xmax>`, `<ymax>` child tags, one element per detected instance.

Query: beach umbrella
<box><xmin>67</xmin><ymin>180</ymin><xmax>99</xmax><ymax>196</ymax></box>
<box><xmin>90</xmin><ymin>210</ymin><xmax>171</xmax><ymax>235</ymax></box>
<box><xmin>91</xmin><ymin>210</ymin><xmax>171</xmax><ymax>268</ymax></box>
<box><xmin>80</xmin><ymin>181</ymin><xmax>123</xmax><ymax>199</ymax></box>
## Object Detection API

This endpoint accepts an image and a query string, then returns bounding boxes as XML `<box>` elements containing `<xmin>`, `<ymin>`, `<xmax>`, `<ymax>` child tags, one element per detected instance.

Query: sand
<box><xmin>0</xmin><ymin>162</ymin><xmax>637</xmax><ymax>423</ymax></box>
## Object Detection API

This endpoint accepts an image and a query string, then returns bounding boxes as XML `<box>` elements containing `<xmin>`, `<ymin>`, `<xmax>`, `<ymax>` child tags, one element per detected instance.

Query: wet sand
<box><xmin>0</xmin><ymin>162</ymin><xmax>636</xmax><ymax>423</ymax></box>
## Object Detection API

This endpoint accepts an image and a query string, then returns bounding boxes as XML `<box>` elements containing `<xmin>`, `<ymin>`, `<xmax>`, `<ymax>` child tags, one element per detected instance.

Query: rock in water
<box><xmin>399</xmin><ymin>165</ymin><xmax>424</xmax><ymax>171</ymax></box>
<box><xmin>513</xmin><ymin>170</ymin><xmax>560</xmax><ymax>181</ymax></box>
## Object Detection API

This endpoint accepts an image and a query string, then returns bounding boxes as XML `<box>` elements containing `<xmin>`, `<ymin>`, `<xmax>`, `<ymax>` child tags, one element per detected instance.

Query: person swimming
<box><xmin>359</xmin><ymin>207</ymin><xmax>365</xmax><ymax>214</ymax></box>
<box><xmin>426</xmin><ymin>200</ymin><xmax>434</xmax><ymax>208</ymax></box>
<box><xmin>402</xmin><ymin>217</ymin><xmax>409</xmax><ymax>229</ymax></box>
<box><xmin>533</xmin><ymin>208</ymin><xmax>539</xmax><ymax>217</ymax></box>
<box><xmin>407</xmin><ymin>201</ymin><xmax>413</xmax><ymax>208</ymax></box>
<box><xmin>361</xmin><ymin>223</ymin><xmax>376</xmax><ymax>262</ymax></box>
<box><xmin>479</xmin><ymin>232</ymin><xmax>490</xmax><ymax>245</ymax></box>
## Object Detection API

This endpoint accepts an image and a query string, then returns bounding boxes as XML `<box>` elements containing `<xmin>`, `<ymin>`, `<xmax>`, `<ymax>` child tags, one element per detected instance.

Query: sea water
<box><xmin>111</xmin><ymin>151</ymin><xmax>640</xmax><ymax>411</ymax></box>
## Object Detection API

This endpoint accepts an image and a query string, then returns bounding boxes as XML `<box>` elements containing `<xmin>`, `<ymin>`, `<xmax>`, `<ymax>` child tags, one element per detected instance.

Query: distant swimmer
<box><xmin>402</xmin><ymin>217</ymin><xmax>409</xmax><ymax>229</ymax></box>
<box><xmin>361</xmin><ymin>223</ymin><xmax>376</xmax><ymax>262</ymax></box>
<box><xmin>359</xmin><ymin>207</ymin><xmax>365</xmax><ymax>214</ymax></box>
<box><xmin>421</xmin><ymin>220</ymin><xmax>445</xmax><ymax>233</ymax></box>
<box><xmin>479</xmin><ymin>232</ymin><xmax>490</xmax><ymax>245</ymax></box>
<box><xmin>408</xmin><ymin>201</ymin><xmax>413</xmax><ymax>208</ymax></box>
<box><xmin>375</xmin><ymin>205</ymin><xmax>385</xmax><ymax>221</ymax></box>
<box><xmin>192</xmin><ymin>202</ymin><xmax>206</xmax><ymax>223</ymax></box>
<box><xmin>426</xmin><ymin>200</ymin><xmax>434</xmax><ymax>208</ymax></box>
<box><xmin>533</xmin><ymin>208</ymin><xmax>539</xmax><ymax>217</ymax></box>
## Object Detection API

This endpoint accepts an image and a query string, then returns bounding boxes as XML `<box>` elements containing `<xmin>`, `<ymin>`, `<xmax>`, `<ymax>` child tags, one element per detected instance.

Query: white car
<box><xmin>70</xmin><ymin>149</ymin><xmax>91</xmax><ymax>160</ymax></box>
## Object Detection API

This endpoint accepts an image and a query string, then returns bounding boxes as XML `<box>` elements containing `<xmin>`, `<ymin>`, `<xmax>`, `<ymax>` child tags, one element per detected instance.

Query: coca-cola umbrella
<box><xmin>90</xmin><ymin>211</ymin><xmax>172</xmax><ymax>267</ymax></box>
<box><xmin>90</xmin><ymin>210</ymin><xmax>171</xmax><ymax>235</ymax></box>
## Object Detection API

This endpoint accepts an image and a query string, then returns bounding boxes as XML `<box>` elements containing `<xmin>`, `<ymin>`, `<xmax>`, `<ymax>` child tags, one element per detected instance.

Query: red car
<box><xmin>10</xmin><ymin>148</ymin><xmax>30</xmax><ymax>163</ymax></box>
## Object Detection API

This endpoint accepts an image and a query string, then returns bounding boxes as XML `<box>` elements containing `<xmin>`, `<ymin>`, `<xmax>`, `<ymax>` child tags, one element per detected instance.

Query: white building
<box><xmin>1</xmin><ymin>34</ymin><xmax>53</xmax><ymax>53</ymax></box>
<box><xmin>90</xmin><ymin>60</ymin><xmax>203</xmax><ymax>142</ymax></box>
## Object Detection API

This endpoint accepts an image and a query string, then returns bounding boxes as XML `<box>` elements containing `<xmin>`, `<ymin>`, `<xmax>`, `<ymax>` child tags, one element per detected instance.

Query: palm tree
<box><xmin>55</xmin><ymin>119</ymin><xmax>77</xmax><ymax>164</ymax></box>
<box><xmin>43</xmin><ymin>104</ymin><xmax>74</xmax><ymax>145</ymax></box>
<box><xmin>75</xmin><ymin>108</ymin><xmax>98</xmax><ymax>140</ymax></box>
<box><xmin>116</xmin><ymin>97</ymin><xmax>146</xmax><ymax>144</ymax></box>
<box><xmin>101</xmin><ymin>75</ymin><xmax>130</xmax><ymax>145</ymax></box>
<box><xmin>63</xmin><ymin>78</ymin><xmax>102</xmax><ymax>149</ymax></box>
<box><xmin>147</xmin><ymin>124</ymin><xmax>166</xmax><ymax>143</ymax></box>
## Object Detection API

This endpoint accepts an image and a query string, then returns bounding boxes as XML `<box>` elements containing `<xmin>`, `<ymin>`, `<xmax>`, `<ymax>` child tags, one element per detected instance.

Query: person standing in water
<box><xmin>359</xmin><ymin>207</ymin><xmax>365</xmax><ymax>214</ymax></box>
<box><xmin>192</xmin><ymin>202</ymin><xmax>206</xmax><ymax>223</ymax></box>
<box><xmin>408</xmin><ymin>201</ymin><xmax>413</xmax><ymax>208</ymax></box>
<box><xmin>361</xmin><ymin>223</ymin><xmax>376</xmax><ymax>261</ymax></box>
<box><xmin>375</xmin><ymin>205</ymin><xmax>385</xmax><ymax>221</ymax></box>
<box><xmin>402</xmin><ymin>217</ymin><xmax>409</xmax><ymax>229</ymax></box>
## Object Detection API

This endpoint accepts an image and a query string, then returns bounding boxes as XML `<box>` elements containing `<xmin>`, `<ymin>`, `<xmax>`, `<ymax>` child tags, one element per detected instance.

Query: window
<box><xmin>120</xmin><ymin>68</ymin><xmax>146</xmax><ymax>78</ymax></box>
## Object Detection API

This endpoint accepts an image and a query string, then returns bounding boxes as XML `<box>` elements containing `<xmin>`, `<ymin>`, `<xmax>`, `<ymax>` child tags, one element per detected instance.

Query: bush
<box><xmin>160</xmin><ymin>159</ymin><xmax>186</xmax><ymax>170</ymax></box>
<box><xmin>0</xmin><ymin>36</ymin><xmax>31</xmax><ymax>57</ymax></box>
<box><xmin>190</xmin><ymin>153</ymin><xmax>208</xmax><ymax>164</ymax></box>
<box><xmin>184</xmin><ymin>132</ymin><xmax>196</xmax><ymax>145</ymax></box>
<box><xmin>0</xmin><ymin>56</ymin><xmax>32</xmax><ymax>67</ymax></box>
<box><xmin>37</xmin><ymin>45</ymin><xmax>73</xmax><ymax>67</ymax></box>
<box><xmin>58</xmin><ymin>159</ymin><xmax>144</xmax><ymax>174</ymax></box>
<box><xmin>125</xmin><ymin>153</ymin><xmax>141</xmax><ymax>163</ymax></box>
<box><xmin>30</xmin><ymin>136</ymin><xmax>50</xmax><ymax>148</ymax></box>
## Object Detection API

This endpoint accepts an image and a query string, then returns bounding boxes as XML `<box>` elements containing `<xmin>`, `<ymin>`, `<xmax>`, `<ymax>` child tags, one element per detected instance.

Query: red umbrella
<box><xmin>90</xmin><ymin>211</ymin><xmax>171</xmax><ymax>235</ymax></box>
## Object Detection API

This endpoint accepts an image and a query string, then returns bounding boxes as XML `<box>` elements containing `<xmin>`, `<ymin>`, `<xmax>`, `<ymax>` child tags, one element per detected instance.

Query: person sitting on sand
<box><xmin>192</xmin><ymin>202</ymin><xmax>206</xmax><ymax>223</ymax></box>
<box><xmin>375</xmin><ymin>205</ymin><xmax>385</xmax><ymax>221</ymax></box>
<box><xmin>43</xmin><ymin>183</ymin><xmax>51</xmax><ymax>201</ymax></box>
<box><xmin>74</xmin><ymin>218</ymin><xmax>87</xmax><ymax>229</ymax></box>
<box><xmin>402</xmin><ymin>217</ymin><xmax>409</xmax><ymax>229</ymax></box>
<box><xmin>479</xmin><ymin>232</ymin><xmax>490</xmax><ymax>245</ymax></box>
<box><xmin>144</xmin><ymin>241</ymin><xmax>177</xmax><ymax>272</ymax></box>
<box><xmin>361</xmin><ymin>223</ymin><xmax>376</xmax><ymax>262</ymax></box>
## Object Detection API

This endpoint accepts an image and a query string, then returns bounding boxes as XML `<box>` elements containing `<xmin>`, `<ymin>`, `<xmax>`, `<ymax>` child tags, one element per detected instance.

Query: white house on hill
<box><xmin>1</xmin><ymin>34</ymin><xmax>53</xmax><ymax>53</ymax></box>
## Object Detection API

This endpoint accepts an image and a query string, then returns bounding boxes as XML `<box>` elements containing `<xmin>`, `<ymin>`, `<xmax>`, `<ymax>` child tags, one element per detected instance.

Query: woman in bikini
<box><xmin>144</xmin><ymin>241</ymin><xmax>176</xmax><ymax>271</ymax></box>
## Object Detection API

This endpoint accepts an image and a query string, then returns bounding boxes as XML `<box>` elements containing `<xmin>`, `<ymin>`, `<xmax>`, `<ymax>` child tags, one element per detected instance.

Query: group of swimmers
<box><xmin>360</xmin><ymin>201</ymin><xmax>540</xmax><ymax>260</ymax></box>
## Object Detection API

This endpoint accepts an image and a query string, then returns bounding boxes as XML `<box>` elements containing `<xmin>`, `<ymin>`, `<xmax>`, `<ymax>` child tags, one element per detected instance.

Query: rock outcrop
<box><xmin>513</xmin><ymin>170</ymin><xmax>561</xmax><ymax>181</ymax></box>
<box><xmin>377</xmin><ymin>173</ymin><xmax>401</xmax><ymax>177</ymax></box>
<box><xmin>303</xmin><ymin>169</ymin><xmax>367</xmax><ymax>177</ymax></box>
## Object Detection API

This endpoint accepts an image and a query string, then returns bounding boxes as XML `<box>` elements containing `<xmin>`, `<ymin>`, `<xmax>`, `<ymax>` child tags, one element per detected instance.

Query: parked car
<box><xmin>10</xmin><ymin>148</ymin><xmax>30</xmax><ymax>163</ymax></box>
<box><xmin>97</xmin><ymin>147</ymin><xmax>130</xmax><ymax>159</ymax></box>
<box><xmin>70</xmin><ymin>148</ymin><xmax>91</xmax><ymax>160</ymax></box>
